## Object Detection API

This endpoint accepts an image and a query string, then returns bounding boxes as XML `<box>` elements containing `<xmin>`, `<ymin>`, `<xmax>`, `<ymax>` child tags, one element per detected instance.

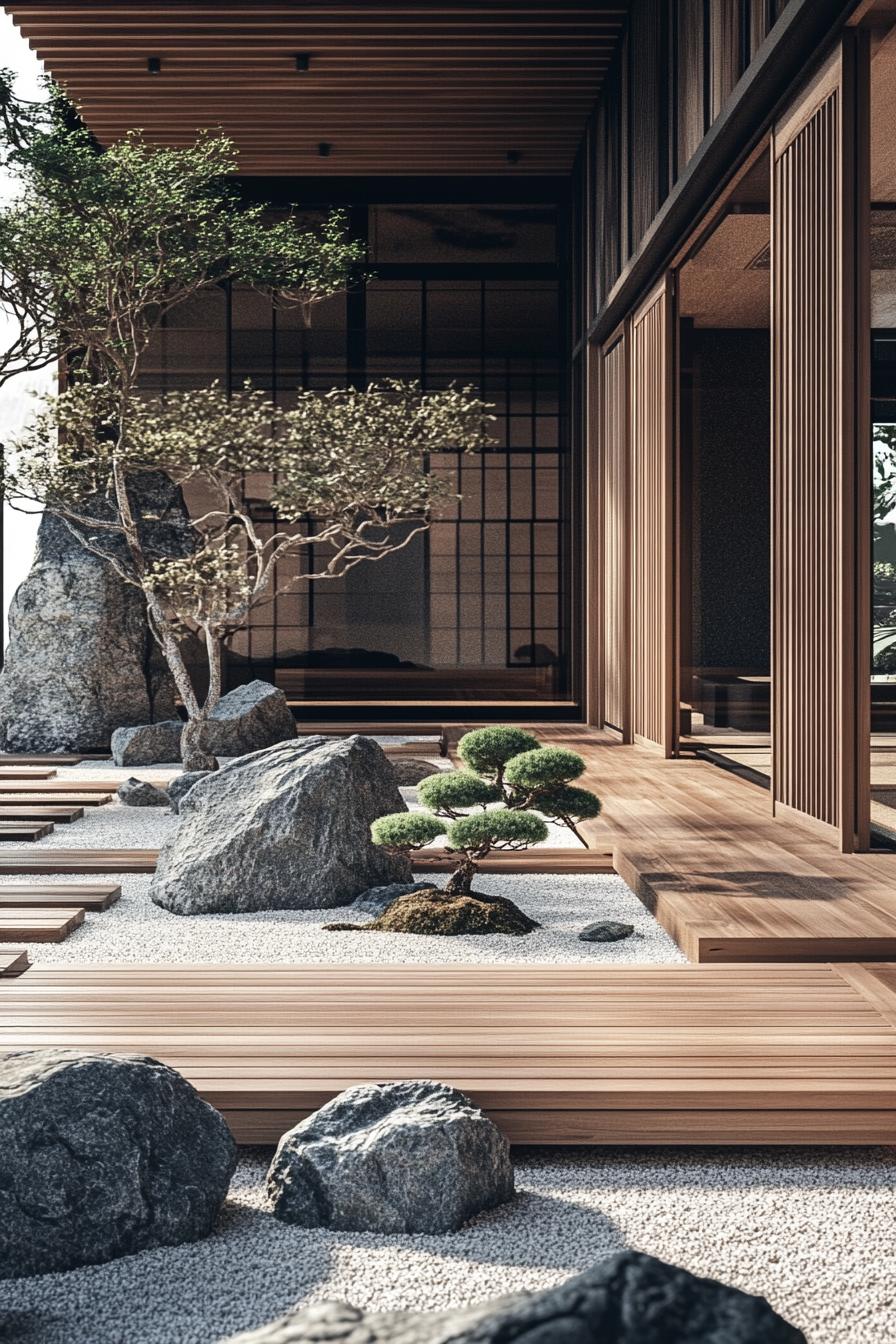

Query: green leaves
<box><xmin>447</xmin><ymin>810</ymin><xmax>549</xmax><ymax>851</ymax></box>
<box><xmin>456</xmin><ymin>726</ymin><xmax>541</xmax><ymax>777</ymax></box>
<box><xmin>370</xmin><ymin>812</ymin><xmax>444</xmax><ymax>850</ymax></box>
<box><xmin>417</xmin><ymin>770</ymin><xmax>502</xmax><ymax>815</ymax></box>
<box><xmin>503</xmin><ymin>747</ymin><xmax>586</xmax><ymax>790</ymax></box>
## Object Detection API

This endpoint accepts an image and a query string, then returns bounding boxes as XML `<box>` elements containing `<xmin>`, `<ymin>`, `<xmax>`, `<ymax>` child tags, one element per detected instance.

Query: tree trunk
<box><xmin>180</xmin><ymin>715</ymin><xmax>218</xmax><ymax>773</ymax></box>
<box><xmin>444</xmin><ymin>855</ymin><xmax>477</xmax><ymax>895</ymax></box>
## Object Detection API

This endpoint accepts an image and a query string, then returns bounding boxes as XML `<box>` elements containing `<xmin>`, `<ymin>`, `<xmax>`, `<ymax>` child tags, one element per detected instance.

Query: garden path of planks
<box><xmin>4</xmin><ymin>962</ymin><xmax>896</xmax><ymax>1144</ymax></box>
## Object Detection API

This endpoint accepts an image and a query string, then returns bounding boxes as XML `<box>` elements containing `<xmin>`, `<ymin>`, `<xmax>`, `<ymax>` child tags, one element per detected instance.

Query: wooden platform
<box><xmin>0</xmin><ymin>779</ymin><xmax>124</xmax><ymax>795</ymax></box>
<box><xmin>0</xmin><ymin>850</ymin><xmax>157</xmax><ymax>875</ymax></box>
<box><xmin>0</xmin><ymin>821</ymin><xmax>54</xmax><ymax>841</ymax></box>
<box><xmin>0</xmin><ymin>766</ymin><xmax>57</xmax><ymax>779</ymax></box>
<box><xmin>0</xmin><ymin>793</ymin><xmax>113</xmax><ymax>807</ymax></box>
<box><xmin>0</xmin><ymin>948</ymin><xmax>29</xmax><ymax>976</ymax></box>
<box><xmin>0</xmin><ymin>907</ymin><xmax>84</xmax><ymax>942</ymax></box>
<box><xmin>0</xmin><ymin>883</ymin><xmax>121</xmax><ymax>910</ymax></box>
<box><xmin>5</xmin><ymin>963</ymin><xmax>896</xmax><ymax>1144</ymax></box>
<box><xmin>0</xmin><ymin>805</ymin><xmax>84</xmax><ymax>823</ymax></box>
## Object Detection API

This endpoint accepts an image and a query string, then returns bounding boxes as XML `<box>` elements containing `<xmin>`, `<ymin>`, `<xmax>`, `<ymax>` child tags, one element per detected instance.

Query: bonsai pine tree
<box><xmin>371</xmin><ymin>727</ymin><xmax>602</xmax><ymax>896</ymax></box>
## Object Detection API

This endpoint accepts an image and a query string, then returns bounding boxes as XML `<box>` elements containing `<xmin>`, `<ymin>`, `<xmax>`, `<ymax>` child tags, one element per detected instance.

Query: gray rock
<box><xmin>578</xmin><ymin>920</ymin><xmax>635</xmax><ymax>943</ymax></box>
<box><xmin>149</xmin><ymin>735</ymin><xmax>411</xmax><ymax>914</ymax></box>
<box><xmin>167</xmin><ymin>769</ymin><xmax>212</xmax><ymax>814</ymax></box>
<box><xmin>112</xmin><ymin>719</ymin><xmax>183</xmax><ymax>767</ymax></box>
<box><xmin>266</xmin><ymin>1080</ymin><xmax>514</xmax><ymax>1234</ymax></box>
<box><xmin>390</xmin><ymin>757</ymin><xmax>443</xmax><ymax>787</ymax></box>
<box><xmin>117</xmin><ymin>777</ymin><xmax>170</xmax><ymax>807</ymax></box>
<box><xmin>221</xmin><ymin>1251</ymin><xmax>805</xmax><ymax>1344</ymax></box>
<box><xmin>0</xmin><ymin>1049</ymin><xmax>236</xmax><ymax>1279</ymax></box>
<box><xmin>0</xmin><ymin>473</ymin><xmax>194</xmax><ymax>752</ymax></box>
<box><xmin>197</xmin><ymin>681</ymin><xmax>297</xmax><ymax>757</ymax></box>
<box><xmin>350</xmin><ymin>879</ymin><xmax>436</xmax><ymax>917</ymax></box>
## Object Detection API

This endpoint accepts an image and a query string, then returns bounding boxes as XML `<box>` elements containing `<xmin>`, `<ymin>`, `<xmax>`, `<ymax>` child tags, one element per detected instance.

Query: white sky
<box><xmin>0</xmin><ymin>11</ymin><xmax>50</xmax><ymax>643</ymax></box>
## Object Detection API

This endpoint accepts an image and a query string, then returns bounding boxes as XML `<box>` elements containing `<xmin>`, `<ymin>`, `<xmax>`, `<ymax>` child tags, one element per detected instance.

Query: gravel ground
<box><xmin>2</xmin><ymin>1145</ymin><xmax>894</xmax><ymax>1344</ymax></box>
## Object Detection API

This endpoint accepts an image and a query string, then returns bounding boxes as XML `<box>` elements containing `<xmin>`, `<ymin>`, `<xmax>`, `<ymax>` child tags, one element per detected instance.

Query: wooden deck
<box><xmin>4</xmin><ymin>962</ymin><xmax>896</xmax><ymax>1144</ymax></box>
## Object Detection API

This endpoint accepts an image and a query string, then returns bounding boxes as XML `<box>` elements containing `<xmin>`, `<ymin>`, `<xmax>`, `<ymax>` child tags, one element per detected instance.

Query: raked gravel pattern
<box><xmin>1</xmin><ymin>1145</ymin><xmax>893</xmax><ymax>1344</ymax></box>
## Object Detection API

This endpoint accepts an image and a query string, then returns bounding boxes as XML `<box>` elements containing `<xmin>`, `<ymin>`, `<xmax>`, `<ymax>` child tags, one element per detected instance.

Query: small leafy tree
<box><xmin>5</xmin><ymin>378</ymin><xmax>490</xmax><ymax>764</ymax></box>
<box><xmin>371</xmin><ymin>727</ymin><xmax>602</xmax><ymax>895</ymax></box>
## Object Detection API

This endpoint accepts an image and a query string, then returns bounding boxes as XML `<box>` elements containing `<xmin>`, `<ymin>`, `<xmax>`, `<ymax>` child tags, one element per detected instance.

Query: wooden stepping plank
<box><xmin>0</xmin><ymin>884</ymin><xmax>121</xmax><ymax>911</ymax></box>
<box><xmin>0</xmin><ymin>779</ymin><xmax>128</xmax><ymax>794</ymax></box>
<box><xmin>0</xmin><ymin>908</ymin><xmax>84</xmax><ymax>942</ymax></box>
<box><xmin>0</xmin><ymin>806</ymin><xmax>84</xmax><ymax>823</ymax></box>
<box><xmin>0</xmin><ymin>822</ymin><xmax>54</xmax><ymax>841</ymax></box>
<box><xmin>0</xmin><ymin>754</ymin><xmax>103</xmax><ymax>764</ymax></box>
<box><xmin>0</xmin><ymin>794</ymin><xmax>113</xmax><ymax>807</ymax></box>
<box><xmin>0</xmin><ymin>850</ymin><xmax>157</xmax><ymax>874</ymax></box>
<box><xmin>0</xmin><ymin>948</ymin><xmax>29</xmax><ymax>976</ymax></box>
<box><xmin>0</xmin><ymin>766</ymin><xmax>57</xmax><ymax>779</ymax></box>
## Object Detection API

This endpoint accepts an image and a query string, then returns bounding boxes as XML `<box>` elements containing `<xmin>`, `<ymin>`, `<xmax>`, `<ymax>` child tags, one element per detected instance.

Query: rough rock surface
<box><xmin>112</xmin><ymin>719</ymin><xmax>183</xmax><ymax>767</ymax></box>
<box><xmin>117</xmin><ymin>777</ymin><xmax>170</xmax><ymax>808</ymax></box>
<box><xmin>0</xmin><ymin>473</ymin><xmax>193</xmax><ymax>752</ymax></box>
<box><xmin>266</xmin><ymin>1080</ymin><xmax>514</xmax><ymax>1234</ymax></box>
<box><xmin>150</xmin><ymin>735</ymin><xmax>411</xmax><ymax>914</ymax></box>
<box><xmin>221</xmin><ymin>1251</ymin><xmax>805</xmax><ymax>1343</ymax></box>
<box><xmin>328</xmin><ymin>888</ymin><xmax>539</xmax><ymax>936</ymax></box>
<box><xmin>349</xmin><ymin>879</ymin><xmax>435</xmax><ymax>917</ymax></box>
<box><xmin>0</xmin><ymin>1049</ymin><xmax>236</xmax><ymax>1279</ymax></box>
<box><xmin>167</xmin><ymin>769</ymin><xmax>212</xmax><ymax>814</ymax></box>
<box><xmin>578</xmin><ymin>919</ymin><xmax>635</xmax><ymax>943</ymax></box>
<box><xmin>390</xmin><ymin>757</ymin><xmax>443</xmax><ymax>787</ymax></box>
<box><xmin>197</xmin><ymin>681</ymin><xmax>297</xmax><ymax>758</ymax></box>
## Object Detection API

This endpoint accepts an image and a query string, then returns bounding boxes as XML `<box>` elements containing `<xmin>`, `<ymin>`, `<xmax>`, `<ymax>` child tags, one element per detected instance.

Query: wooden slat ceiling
<box><xmin>5</xmin><ymin>2</ymin><xmax>628</xmax><ymax>176</ymax></box>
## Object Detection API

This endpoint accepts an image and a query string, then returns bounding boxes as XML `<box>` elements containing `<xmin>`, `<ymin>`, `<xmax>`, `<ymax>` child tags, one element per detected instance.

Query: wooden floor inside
<box><xmin>5</xmin><ymin>962</ymin><xmax>896</xmax><ymax>1144</ymax></box>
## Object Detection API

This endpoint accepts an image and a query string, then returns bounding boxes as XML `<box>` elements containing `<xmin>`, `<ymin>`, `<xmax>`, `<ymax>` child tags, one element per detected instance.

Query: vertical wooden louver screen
<box><xmin>600</xmin><ymin>330</ymin><xmax>630</xmax><ymax>737</ymax></box>
<box><xmin>771</xmin><ymin>39</ymin><xmax>869</xmax><ymax>850</ymax></box>
<box><xmin>630</xmin><ymin>277</ymin><xmax>676</xmax><ymax>754</ymax></box>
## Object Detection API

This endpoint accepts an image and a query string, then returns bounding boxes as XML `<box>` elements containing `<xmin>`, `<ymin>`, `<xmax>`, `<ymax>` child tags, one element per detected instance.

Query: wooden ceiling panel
<box><xmin>5</xmin><ymin>2</ymin><xmax>627</xmax><ymax>175</ymax></box>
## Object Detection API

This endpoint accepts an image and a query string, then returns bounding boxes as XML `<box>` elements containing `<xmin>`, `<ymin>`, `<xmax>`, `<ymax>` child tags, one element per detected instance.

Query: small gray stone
<box><xmin>112</xmin><ymin>719</ymin><xmax>183</xmax><ymax>767</ymax></box>
<box><xmin>197</xmin><ymin>681</ymin><xmax>297</xmax><ymax>758</ymax></box>
<box><xmin>578</xmin><ymin>920</ymin><xmax>634</xmax><ymax>943</ymax></box>
<box><xmin>117</xmin><ymin>777</ymin><xmax>170</xmax><ymax>807</ymax></box>
<box><xmin>390</xmin><ymin>757</ymin><xmax>443</xmax><ymax>787</ymax></box>
<box><xmin>150</xmin><ymin>735</ymin><xmax>410</xmax><ymax>914</ymax></box>
<box><xmin>266</xmin><ymin>1079</ymin><xmax>514</xmax><ymax>1234</ymax></box>
<box><xmin>0</xmin><ymin>1049</ymin><xmax>237</xmax><ymax>1279</ymax></box>
<box><xmin>221</xmin><ymin>1251</ymin><xmax>806</xmax><ymax>1343</ymax></box>
<box><xmin>167</xmin><ymin>769</ymin><xmax>213</xmax><ymax>814</ymax></box>
<box><xmin>350</xmin><ymin>880</ymin><xmax>435</xmax><ymax>917</ymax></box>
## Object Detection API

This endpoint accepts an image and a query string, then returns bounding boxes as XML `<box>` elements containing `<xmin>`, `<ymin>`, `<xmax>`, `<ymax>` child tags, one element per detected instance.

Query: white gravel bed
<box><xmin>21</xmin><ymin>869</ymin><xmax>681</xmax><ymax>966</ymax></box>
<box><xmin>2</xmin><ymin>1145</ymin><xmax>893</xmax><ymax>1344</ymax></box>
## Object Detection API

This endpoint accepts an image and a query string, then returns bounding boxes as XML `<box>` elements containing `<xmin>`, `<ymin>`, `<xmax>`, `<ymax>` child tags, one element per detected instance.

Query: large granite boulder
<box><xmin>112</xmin><ymin>719</ymin><xmax>183</xmax><ymax>767</ymax></box>
<box><xmin>221</xmin><ymin>1251</ymin><xmax>805</xmax><ymax>1343</ymax></box>
<box><xmin>150</xmin><ymin>735</ymin><xmax>411</xmax><ymax>914</ymax></box>
<box><xmin>0</xmin><ymin>1049</ymin><xmax>236</xmax><ymax>1279</ymax></box>
<box><xmin>391</xmin><ymin>757</ymin><xmax>444</xmax><ymax>787</ymax></box>
<box><xmin>267</xmin><ymin>1080</ymin><xmax>514</xmax><ymax>1233</ymax></box>
<box><xmin>197</xmin><ymin>681</ymin><xmax>297</xmax><ymax>757</ymax></box>
<box><xmin>0</xmin><ymin>473</ymin><xmax>194</xmax><ymax>753</ymax></box>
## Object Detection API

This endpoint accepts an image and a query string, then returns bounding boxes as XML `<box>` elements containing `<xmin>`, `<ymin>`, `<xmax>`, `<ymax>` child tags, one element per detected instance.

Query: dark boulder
<box><xmin>220</xmin><ymin>1251</ymin><xmax>805</xmax><ymax>1343</ymax></box>
<box><xmin>578</xmin><ymin>920</ymin><xmax>635</xmax><ymax>943</ymax></box>
<box><xmin>112</xmin><ymin>719</ymin><xmax>183</xmax><ymax>767</ymax></box>
<box><xmin>167</xmin><ymin>769</ymin><xmax>213</xmax><ymax>814</ymax></box>
<box><xmin>197</xmin><ymin>681</ymin><xmax>297</xmax><ymax>758</ymax></box>
<box><xmin>349</xmin><ymin>879</ymin><xmax>436</xmax><ymax>917</ymax></box>
<box><xmin>266</xmin><ymin>1080</ymin><xmax>514</xmax><ymax>1234</ymax></box>
<box><xmin>117</xmin><ymin>777</ymin><xmax>170</xmax><ymax>807</ymax></box>
<box><xmin>391</xmin><ymin>757</ymin><xmax>444</xmax><ymax>787</ymax></box>
<box><xmin>149</xmin><ymin>736</ymin><xmax>411</xmax><ymax>914</ymax></box>
<box><xmin>0</xmin><ymin>1049</ymin><xmax>236</xmax><ymax>1278</ymax></box>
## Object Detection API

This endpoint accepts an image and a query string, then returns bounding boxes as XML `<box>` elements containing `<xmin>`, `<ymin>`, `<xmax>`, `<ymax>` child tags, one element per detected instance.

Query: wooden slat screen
<box><xmin>630</xmin><ymin>279</ymin><xmax>676</xmax><ymax>753</ymax></box>
<box><xmin>601</xmin><ymin>331</ymin><xmax>631</xmax><ymax>737</ymax></box>
<box><xmin>770</xmin><ymin>39</ymin><xmax>869</xmax><ymax>850</ymax></box>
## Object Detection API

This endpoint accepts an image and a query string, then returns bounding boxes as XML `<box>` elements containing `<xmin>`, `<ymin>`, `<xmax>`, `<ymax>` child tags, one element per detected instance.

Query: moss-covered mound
<box><xmin>325</xmin><ymin>886</ymin><xmax>539</xmax><ymax>937</ymax></box>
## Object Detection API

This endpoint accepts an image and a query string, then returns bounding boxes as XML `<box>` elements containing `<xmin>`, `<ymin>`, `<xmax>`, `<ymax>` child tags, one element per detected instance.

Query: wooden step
<box><xmin>0</xmin><ymin>850</ymin><xmax>157</xmax><ymax>874</ymax></box>
<box><xmin>415</xmin><ymin>846</ymin><xmax>615</xmax><ymax>873</ymax></box>
<box><xmin>0</xmin><ymin>821</ymin><xmax>55</xmax><ymax>841</ymax></box>
<box><xmin>0</xmin><ymin>754</ymin><xmax>104</xmax><ymax>764</ymax></box>
<box><xmin>0</xmin><ymin>794</ymin><xmax>113</xmax><ymax>807</ymax></box>
<box><xmin>0</xmin><ymin>766</ymin><xmax>57</xmax><ymax>779</ymax></box>
<box><xmin>0</xmin><ymin>948</ymin><xmax>29</xmax><ymax>976</ymax></box>
<box><xmin>0</xmin><ymin>779</ymin><xmax>130</xmax><ymax>795</ymax></box>
<box><xmin>0</xmin><ymin>908</ymin><xmax>84</xmax><ymax>942</ymax></box>
<box><xmin>0</xmin><ymin>806</ymin><xmax>84</xmax><ymax>823</ymax></box>
<box><xmin>0</xmin><ymin>883</ymin><xmax>121</xmax><ymax>910</ymax></box>
<box><xmin>7</xmin><ymin>962</ymin><xmax>896</xmax><ymax>1144</ymax></box>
